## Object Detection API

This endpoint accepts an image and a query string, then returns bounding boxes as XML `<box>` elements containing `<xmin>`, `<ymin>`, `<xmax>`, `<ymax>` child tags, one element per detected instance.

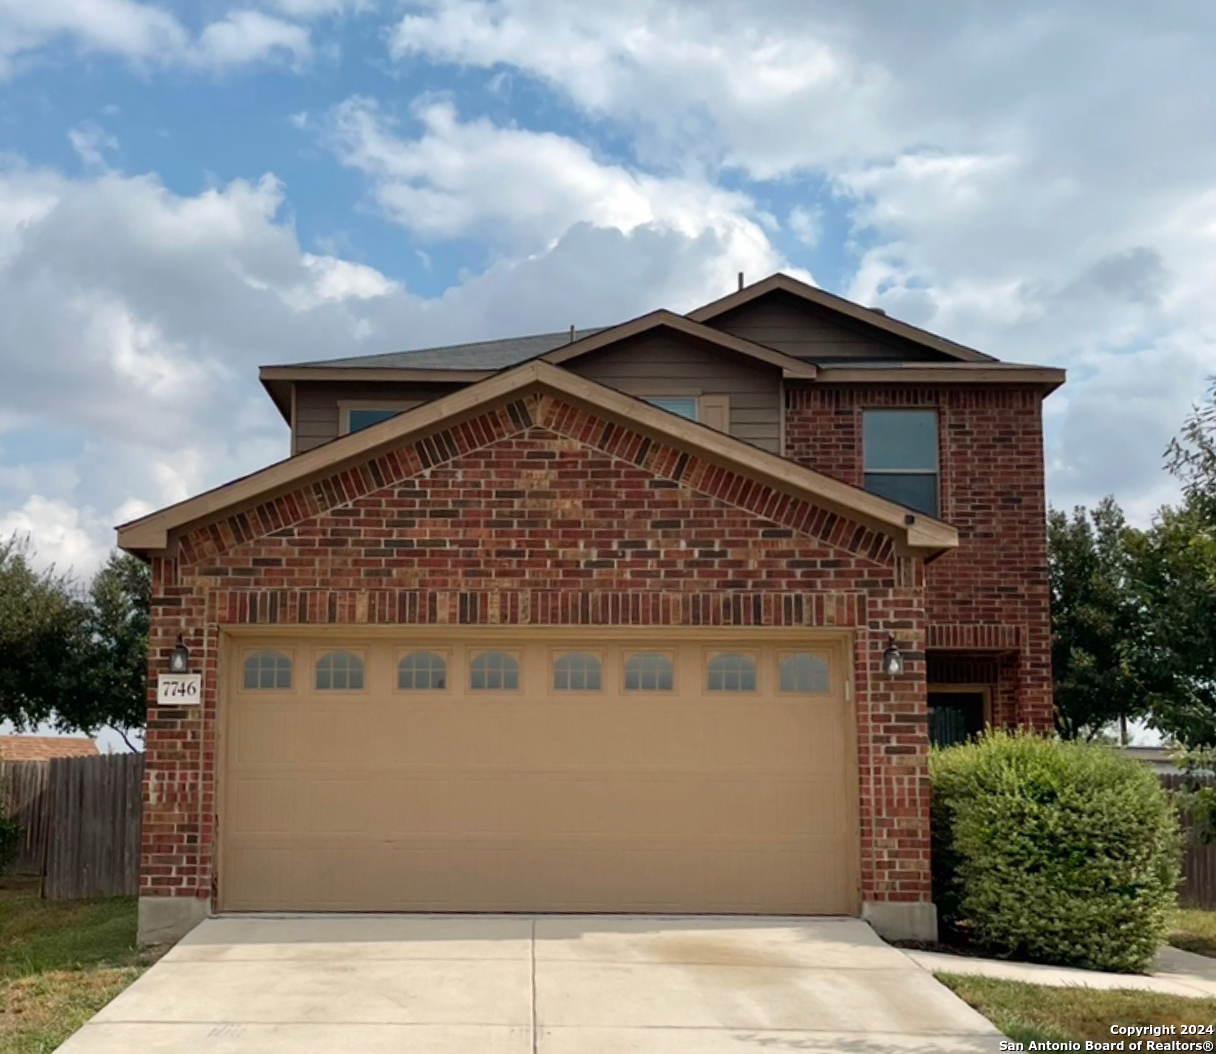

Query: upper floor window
<box><xmin>644</xmin><ymin>396</ymin><xmax>698</xmax><ymax>421</ymax></box>
<box><xmin>862</xmin><ymin>410</ymin><xmax>939</xmax><ymax>517</ymax></box>
<box><xmin>347</xmin><ymin>408</ymin><xmax>404</xmax><ymax>433</ymax></box>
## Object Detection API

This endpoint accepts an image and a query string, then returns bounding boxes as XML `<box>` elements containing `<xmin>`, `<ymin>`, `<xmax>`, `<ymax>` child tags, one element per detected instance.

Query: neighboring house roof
<box><xmin>687</xmin><ymin>273</ymin><xmax>998</xmax><ymax>363</ymax></box>
<box><xmin>0</xmin><ymin>735</ymin><xmax>98</xmax><ymax>761</ymax></box>
<box><xmin>119</xmin><ymin>359</ymin><xmax>959</xmax><ymax>560</ymax></box>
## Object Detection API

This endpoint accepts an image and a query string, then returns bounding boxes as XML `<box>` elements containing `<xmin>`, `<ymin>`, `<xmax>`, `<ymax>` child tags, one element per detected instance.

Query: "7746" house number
<box><xmin>157</xmin><ymin>673</ymin><xmax>202</xmax><ymax>706</ymax></box>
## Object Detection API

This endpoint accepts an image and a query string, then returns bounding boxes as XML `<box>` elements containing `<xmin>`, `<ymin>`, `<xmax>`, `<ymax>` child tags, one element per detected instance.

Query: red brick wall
<box><xmin>785</xmin><ymin>385</ymin><xmax>1053</xmax><ymax>731</ymax></box>
<box><xmin>141</xmin><ymin>392</ymin><xmax>932</xmax><ymax>909</ymax></box>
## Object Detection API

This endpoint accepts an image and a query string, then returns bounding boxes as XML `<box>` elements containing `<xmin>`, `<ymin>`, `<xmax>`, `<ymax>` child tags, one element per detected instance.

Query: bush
<box><xmin>931</xmin><ymin>731</ymin><xmax>1180</xmax><ymax>973</ymax></box>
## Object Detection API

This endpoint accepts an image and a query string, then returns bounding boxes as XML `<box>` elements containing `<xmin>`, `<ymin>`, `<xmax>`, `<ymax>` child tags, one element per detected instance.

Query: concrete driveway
<box><xmin>59</xmin><ymin>915</ymin><xmax>1003</xmax><ymax>1052</ymax></box>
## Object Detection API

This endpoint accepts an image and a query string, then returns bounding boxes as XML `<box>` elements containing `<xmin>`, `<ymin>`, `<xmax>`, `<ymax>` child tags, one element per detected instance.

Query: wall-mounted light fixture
<box><xmin>882</xmin><ymin>635</ymin><xmax>904</xmax><ymax>677</ymax></box>
<box><xmin>169</xmin><ymin>635</ymin><xmax>190</xmax><ymax>674</ymax></box>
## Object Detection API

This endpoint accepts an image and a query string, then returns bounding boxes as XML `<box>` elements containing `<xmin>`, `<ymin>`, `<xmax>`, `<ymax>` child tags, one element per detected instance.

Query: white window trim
<box><xmin>338</xmin><ymin>399</ymin><xmax>423</xmax><ymax>436</ymax></box>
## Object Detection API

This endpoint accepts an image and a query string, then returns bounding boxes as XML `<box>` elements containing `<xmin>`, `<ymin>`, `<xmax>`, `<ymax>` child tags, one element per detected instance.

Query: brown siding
<box><xmin>712</xmin><ymin>291</ymin><xmax>948</xmax><ymax>361</ymax></box>
<box><xmin>293</xmin><ymin>382</ymin><xmax>464</xmax><ymax>453</ymax></box>
<box><xmin>569</xmin><ymin>333</ymin><xmax>782</xmax><ymax>453</ymax></box>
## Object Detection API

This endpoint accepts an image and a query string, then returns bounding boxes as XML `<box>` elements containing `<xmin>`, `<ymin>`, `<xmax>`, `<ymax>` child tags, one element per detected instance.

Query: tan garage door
<box><xmin>219</xmin><ymin>632</ymin><xmax>858</xmax><ymax>914</ymax></box>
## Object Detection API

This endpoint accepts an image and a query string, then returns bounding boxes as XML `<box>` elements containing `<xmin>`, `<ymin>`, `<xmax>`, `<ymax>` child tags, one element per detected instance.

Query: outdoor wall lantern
<box><xmin>882</xmin><ymin>635</ymin><xmax>904</xmax><ymax>677</ymax></box>
<box><xmin>169</xmin><ymin>636</ymin><xmax>190</xmax><ymax>674</ymax></box>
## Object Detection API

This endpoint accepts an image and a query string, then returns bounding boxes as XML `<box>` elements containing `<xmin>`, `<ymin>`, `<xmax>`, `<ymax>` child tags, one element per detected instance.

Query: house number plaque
<box><xmin>157</xmin><ymin>673</ymin><xmax>202</xmax><ymax>706</ymax></box>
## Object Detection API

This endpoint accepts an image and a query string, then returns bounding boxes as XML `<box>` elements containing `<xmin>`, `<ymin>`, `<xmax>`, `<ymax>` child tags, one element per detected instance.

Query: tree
<box><xmin>0</xmin><ymin>538</ymin><xmax>89</xmax><ymax>731</ymax></box>
<box><xmin>1048</xmin><ymin>497</ymin><xmax>1149</xmax><ymax>740</ymax></box>
<box><xmin>0</xmin><ymin>538</ymin><xmax>149</xmax><ymax>747</ymax></box>
<box><xmin>1124</xmin><ymin>377</ymin><xmax>1216</xmax><ymax>746</ymax></box>
<box><xmin>1126</xmin><ymin>498</ymin><xmax>1216</xmax><ymax>746</ymax></box>
<box><xmin>78</xmin><ymin>553</ymin><xmax>150</xmax><ymax>749</ymax></box>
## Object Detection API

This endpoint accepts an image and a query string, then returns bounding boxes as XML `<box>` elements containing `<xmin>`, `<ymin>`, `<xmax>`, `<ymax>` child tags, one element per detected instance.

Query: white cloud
<box><xmin>322</xmin><ymin>97</ymin><xmax>788</xmax><ymax>286</ymax></box>
<box><xmin>0</xmin><ymin>496</ymin><xmax>111</xmax><ymax>576</ymax></box>
<box><xmin>67</xmin><ymin>124</ymin><xmax>120</xmax><ymax>171</ymax></box>
<box><xmin>0</xmin><ymin>156</ymin><xmax>798</xmax><ymax>564</ymax></box>
<box><xmin>195</xmin><ymin>9</ymin><xmax>311</xmax><ymax>69</ymax></box>
<box><xmin>259</xmin><ymin>0</ymin><xmax>372</xmax><ymax>16</ymax></box>
<box><xmin>388</xmin><ymin>0</ymin><xmax>901</xmax><ymax>177</ymax></box>
<box><xmin>0</xmin><ymin>0</ymin><xmax>314</xmax><ymax>77</ymax></box>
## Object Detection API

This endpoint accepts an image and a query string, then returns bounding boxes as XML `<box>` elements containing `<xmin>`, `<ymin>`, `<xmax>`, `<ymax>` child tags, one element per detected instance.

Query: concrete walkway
<box><xmin>908</xmin><ymin>944</ymin><xmax>1216</xmax><ymax>1000</ymax></box>
<box><xmin>58</xmin><ymin>914</ymin><xmax>1005</xmax><ymax>1052</ymax></box>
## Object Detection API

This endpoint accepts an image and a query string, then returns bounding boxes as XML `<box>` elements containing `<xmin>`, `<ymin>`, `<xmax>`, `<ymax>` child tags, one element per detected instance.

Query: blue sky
<box><xmin>1</xmin><ymin>0</ymin><xmax>1215</xmax><ymax>582</ymax></box>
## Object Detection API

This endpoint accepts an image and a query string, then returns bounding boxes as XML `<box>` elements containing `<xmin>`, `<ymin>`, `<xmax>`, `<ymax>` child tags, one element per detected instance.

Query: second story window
<box><xmin>347</xmin><ymin>408</ymin><xmax>404</xmax><ymax>433</ymax></box>
<box><xmin>862</xmin><ymin>409</ymin><xmax>939</xmax><ymax>517</ymax></box>
<box><xmin>644</xmin><ymin>396</ymin><xmax>698</xmax><ymax>421</ymax></box>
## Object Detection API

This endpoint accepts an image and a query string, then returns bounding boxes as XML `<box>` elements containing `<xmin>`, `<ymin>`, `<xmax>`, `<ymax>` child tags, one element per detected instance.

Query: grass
<box><xmin>0</xmin><ymin>876</ymin><xmax>166</xmax><ymax>1054</ymax></box>
<box><xmin>1170</xmin><ymin>908</ymin><xmax>1216</xmax><ymax>959</ymax></box>
<box><xmin>938</xmin><ymin>973</ymin><xmax>1216</xmax><ymax>1046</ymax></box>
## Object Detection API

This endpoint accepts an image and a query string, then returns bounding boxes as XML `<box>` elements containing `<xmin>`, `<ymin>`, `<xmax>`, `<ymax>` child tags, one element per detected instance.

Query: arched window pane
<box><xmin>398</xmin><ymin>651</ymin><xmax>447</xmax><ymax>690</ymax></box>
<box><xmin>707</xmin><ymin>653</ymin><xmax>757</xmax><ymax>692</ymax></box>
<box><xmin>553</xmin><ymin>652</ymin><xmax>602</xmax><ymax>691</ymax></box>
<box><xmin>780</xmin><ymin>654</ymin><xmax>830</xmax><ymax>693</ymax></box>
<box><xmin>315</xmin><ymin>651</ymin><xmax>364</xmax><ymax>691</ymax></box>
<box><xmin>243</xmin><ymin>650</ymin><xmax>292</xmax><ymax>690</ymax></box>
<box><xmin>470</xmin><ymin>651</ymin><xmax>519</xmax><ymax>690</ymax></box>
<box><xmin>624</xmin><ymin>653</ymin><xmax>674</xmax><ymax>691</ymax></box>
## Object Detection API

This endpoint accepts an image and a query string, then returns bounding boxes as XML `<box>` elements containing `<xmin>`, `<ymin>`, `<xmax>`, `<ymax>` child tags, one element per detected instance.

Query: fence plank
<box><xmin>1</xmin><ymin>761</ymin><xmax>51</xmax><ymax>876</ymax></box>
<box><xmin>1159</xmin><ymin>772</ymin><xmax>1216</xmax><ymax>909</ymax></box>
<box><xmin>40</xmin><ymin>754</ymin><xmax>144</xmax><ymax>900</ymax></box>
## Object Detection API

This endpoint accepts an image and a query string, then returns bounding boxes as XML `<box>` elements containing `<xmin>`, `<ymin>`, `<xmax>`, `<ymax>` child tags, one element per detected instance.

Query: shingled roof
<box><xmin>0</xmin><ymin>735</ymin><xmax>98</xmax><ymax>762</ymax></box>
<box><xmin>287</xmin><ymin>329</ymin><xmax>606</xmax><ymax>372</ymax></box>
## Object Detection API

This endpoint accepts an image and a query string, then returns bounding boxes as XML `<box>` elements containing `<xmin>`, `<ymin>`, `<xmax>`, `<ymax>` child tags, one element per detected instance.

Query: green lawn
<box><xmin>938</xmin><ymin>973</ymin><xmax>1216</xmax><ymax>1046</ymax></box>
<box><xmin>0</xmin><ymin>876</ymin><xmax>165</xmax><ymax>1054</ymax></box>
<box><xmin>1170</xmin><ymin>908</ymin><xmax>1216</xmax><ymax>959</ymax></box>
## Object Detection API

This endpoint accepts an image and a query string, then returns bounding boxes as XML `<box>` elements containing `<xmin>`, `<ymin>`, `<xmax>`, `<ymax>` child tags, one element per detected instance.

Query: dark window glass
<box><xmin>315</xmin><ymin>651</ymin><xmax>364</xmax><ymax>690</ymax></box>
<box><xmin>862</xmin><ymin>410</ymin><xmax>939</xmax><ymax>516</ymax></box>
<box><xmin>928</xmin><ymin>692</ymin><xmax>987</xmax><ymax>747</ymax></box>
<box><xmin>553</xmin><ymin>652</ymin><xmax>602</xmax><ymax>691</ymax></box>
<box><xmin>707</xmin><ymin>653</ymin><xmax>757</xmax><ymax>692</ymax></box>
<box><xmin>348</xmin><ymin>408</ymin><xmax>404</xmax><ymax>433</ymax></box>
<box><xmin>780</xmin><ymin>654</ymin><xmax>829</xmax><ymax>693</ymax></box>
<box><xmin>243</xmin><ymin>650</ymin><xmax>292</xmax><ymax>690</ymax></box>
<box><xmin>398</xmin><ymin>651</ymin><xmax>447</xmax><ymax>690</ymax></box>
<box><xmin>863</xmin><ymin>473</ymin><xmax>939</xmax><ymax>517</ymax></box>
<box><xmin>863</xmin><ymin>410</ymin><xmax>938</xmax><ymax>471</ymax></box>
<box><xmin>470</xmin><ymin>651</ymin><xmax>520</xmax><ymax>691</ymax></box>
<box><xmin>644</xmin><ymin>396</ymin><xmax>698</xmax><ymax>421</ymax></box>
<box><xmin>624</xmin><ymin>653</ymin><xmax>675</xmax><ymax>691</ymax></box>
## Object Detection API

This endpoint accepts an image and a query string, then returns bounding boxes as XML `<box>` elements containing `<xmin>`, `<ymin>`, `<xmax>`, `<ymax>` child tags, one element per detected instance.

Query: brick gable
<box><xmin>142</xmin><ymin>394</ymin><xmax>932</xmax><ymax>912</ymax></box>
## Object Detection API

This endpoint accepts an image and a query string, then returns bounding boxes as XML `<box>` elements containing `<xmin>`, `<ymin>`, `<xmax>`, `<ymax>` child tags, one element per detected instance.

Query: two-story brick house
<box><xmin>118</xmin><ymin>273</ymin><xmax>1063</xmax><ymax>944</ymax></box>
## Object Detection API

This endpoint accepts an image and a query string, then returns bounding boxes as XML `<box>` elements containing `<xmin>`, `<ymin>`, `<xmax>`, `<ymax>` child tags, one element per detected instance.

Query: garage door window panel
<box><xmin>779</xmin><ymin>653</ymin><xmax>831</xmax><ymax>694</ymax></box>
<box><xmin>470</xmin><ymin>650</ymin><xmax>520</xmax><ymax>691</ymax></box>
<box><xmin>398</xmin><ymin>650</ymin><xmax>448</xmax><ymax>691</ymax></box>
<box><xmin>242</xmin><ymin>650</ymin><xmax>293</xmax><ymax>690</ymax></box>
<box><xmin>315</xmin><ymin>650</ymin><xmax>365</xmax><ymax>691</ymax></box>
<box><xmin>707</xmin><ymin>653</ymin><xmax>758</xmax><ymax>692</ymax></box>
<box><xmin>553</xmin><ymin>651</ymin><xmax>603</xmax><ymax>691</ymax></box>
<box><xmin>624</xmin><ymin>652</ymin><xmax>675</xmax><ymax>692</ymax></box>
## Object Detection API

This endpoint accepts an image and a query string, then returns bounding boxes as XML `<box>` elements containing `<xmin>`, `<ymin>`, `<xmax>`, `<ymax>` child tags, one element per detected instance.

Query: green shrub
<box><xmin>0</xmin><ymin>813</ymin><xmax>18</xmax><ymax>870</ymax></box>
<box><xmin>931</xmin><ymin>731</ymin><xmax>1180</xmax><ymax>973</ymax></box>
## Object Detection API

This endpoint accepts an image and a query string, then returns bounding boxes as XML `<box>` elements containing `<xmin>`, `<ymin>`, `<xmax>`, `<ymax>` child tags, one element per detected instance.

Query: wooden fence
<box><xmin>2</xmin><ymin>753</ymin><xmax>143</xmax><ymax>899</ymax></box>
<box><xmin>1160</xmin><ymin>773</ymin><xmax>1216</xmax><ymax>909</ymax></box>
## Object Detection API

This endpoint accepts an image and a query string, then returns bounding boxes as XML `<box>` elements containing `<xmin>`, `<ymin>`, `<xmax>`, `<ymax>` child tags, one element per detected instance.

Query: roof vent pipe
<box><xmin>569</xmin><ymin>324</ymin><xmax>575</xmax><ymax>343</ymax></box>
<box><xmin>738</xmin><ymin>271</ymin><xmax>744</xmax><ymax>291</ymax></box>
